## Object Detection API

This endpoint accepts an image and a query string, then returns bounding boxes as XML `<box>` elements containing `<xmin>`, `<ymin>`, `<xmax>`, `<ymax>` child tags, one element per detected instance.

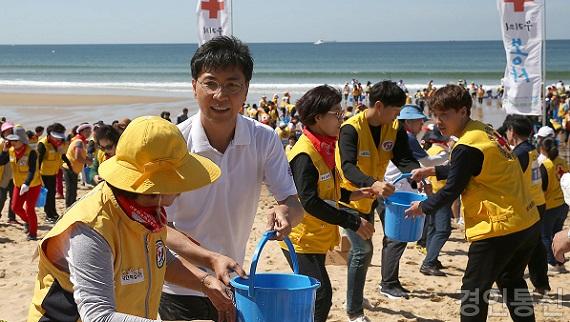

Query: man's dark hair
<box><xmin>191</xmin><ymin>36</ymin><xmax>254</xmax><ymax>82</ymax></box>
<box><xmin>46</xmin><ymin>123</ymin><xmax>66</xmax><ymax>136</ymax></box>
<box><xmin>296</xmin><ymin>85</ymin><xmax>342</xmax><ymax>126</ymax></box>
<box><xmin>428</xmin><ymin>84</ymin><xmax>472</xmax><ymax>116</ymax></box>
<box><xmin>94</xmin><ymin>124</ymin><xmax>121</xmax><ymax>145</ymax></box>
<box><xmin>35</xmin><ymin>126</ymin><xmax>44</xmax><ymax>133</ymax></box>
<box><xmin>369</xmin><ymin>81</ymin><xmax>407</xmax><ymax>108</ymax></box>
<box><xmin>506</xmin><ymin>115</ymin><xmax>532</xmax><ymax>138</ymax></box>
<box><xmin>183</xmin><ymin>108</ymin><xmax>189</xmax><ymax>113</ymax></box>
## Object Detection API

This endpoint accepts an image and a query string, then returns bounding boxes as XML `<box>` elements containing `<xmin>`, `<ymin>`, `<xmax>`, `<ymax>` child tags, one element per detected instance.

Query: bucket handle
<box><xmin>248</xmin><ymin>230</ymin><xmax>299</xmax><ymax>297</ymax></box>
<box><xmin>392</xmin><ymin>172</ymin><xmax>412</xmax><ymax>184</ymax></box>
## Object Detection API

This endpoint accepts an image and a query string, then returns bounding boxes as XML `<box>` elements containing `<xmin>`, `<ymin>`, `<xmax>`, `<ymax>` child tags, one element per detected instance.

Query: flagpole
<box><xmin>542</xmin><ymin>0</ymin><xmax>546</xmax><ymax>126</ymax></box>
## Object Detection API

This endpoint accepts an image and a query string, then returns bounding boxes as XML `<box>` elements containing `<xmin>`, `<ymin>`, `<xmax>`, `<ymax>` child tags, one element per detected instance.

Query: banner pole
<box><xmin>542</xmin><ymin>0</ymin><xmax>547</xmax><ymax>126</ymax></box>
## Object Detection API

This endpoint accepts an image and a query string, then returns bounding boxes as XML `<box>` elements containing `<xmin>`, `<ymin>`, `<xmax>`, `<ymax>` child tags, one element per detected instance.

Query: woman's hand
<box><xmin>411</xmin><ymin>167</ymin><xmax>435</xmax><ymax>182</ymax></box>
<box><xmin>349</xmin><ymin>187</ymin><xmax>377</xmax><ymax>201</ymax></box>
<box><xmin>201</xmin><ymin>274</ymin><xmax>236</xmax><ymax>322</ymax></box>
<box><xmin>404</xmin><ymin>201</ymin><xmax>424</xmax><ymax>218</ymax></box>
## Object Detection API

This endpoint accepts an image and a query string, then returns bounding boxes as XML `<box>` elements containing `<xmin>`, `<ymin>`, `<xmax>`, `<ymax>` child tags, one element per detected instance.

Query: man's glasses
<box><xmin>198</xmin><ymin>80</ymin><xmax>244</xmax><ymax>95</ymax></box>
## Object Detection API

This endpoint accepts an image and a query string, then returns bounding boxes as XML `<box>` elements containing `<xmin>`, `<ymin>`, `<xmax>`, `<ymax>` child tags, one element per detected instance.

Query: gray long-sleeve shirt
<box><xmin>52</xmin><ymin>223</ymin><xmax>175</xmax><ymax>322</ymax></box>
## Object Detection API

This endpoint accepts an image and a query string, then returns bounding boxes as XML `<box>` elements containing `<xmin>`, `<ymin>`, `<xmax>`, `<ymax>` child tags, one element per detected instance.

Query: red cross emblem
<box><xmin>504</xmin><ymin>0</ymin><xmax>534</xmax><ymax>13</ymax></box>
<box><xmin>201</xmin><ymin>0</ymin><xmax>225</xmax><ymax>19</ymax></box>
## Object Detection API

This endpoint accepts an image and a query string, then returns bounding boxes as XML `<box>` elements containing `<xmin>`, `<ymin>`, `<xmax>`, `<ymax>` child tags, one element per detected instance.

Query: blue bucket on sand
<box><xmin>230</xmin><ymin>230</ymin><xmax>320</xmax><ymax>322</ymax></box>
<box><xmin>384</xmin><ymin>173</ymin><xmax>428</xmax><ymax>242</ymax></box>
<box><xmin>36</xmin><ymin>187</ymin><xmax>48</xmax><ymax>208</ymax></box>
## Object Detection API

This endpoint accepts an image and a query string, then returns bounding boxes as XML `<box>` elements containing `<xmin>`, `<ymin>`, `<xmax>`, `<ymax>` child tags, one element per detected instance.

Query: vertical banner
<box><xmin>197</xmin><ymin>0</ymin><xmax>232</xmax><ymax>45</ymax></box>
<box><xmin>498</xmin><ymin>0</ymin><xmax>544</xmax><ymax>115</ymax></box>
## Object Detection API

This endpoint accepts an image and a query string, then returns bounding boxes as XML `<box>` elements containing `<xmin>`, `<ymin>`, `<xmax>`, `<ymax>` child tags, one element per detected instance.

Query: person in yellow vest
<box><xmin>0</xmin><ymin>121</ymin><xmax>17</xmax><ymax>223</ymax></box>
<box><xmin>538</xmin><ymin>137</ymin><xmax>569</xmax><ymax>273</ymax></box>
<box><xmin>37</xmin><ymin>123</ymin><xmax>72</xmax><ymax>224</ymax></box>
<box><xmin>505</xmin><ymin>115</ymin><xmax>551</xmax><ymax>293</ymax></box>
<box><xmin>419</xmin><ymin>127</ymin><xmax>453</xmax><ymax>277</ymax></box>
<box><xmin>62</xmin><ymin>123</ymin><xmax>93</xmax><ymax>208</ymax></box>
<box><xmin>90</xmin><ymin>124</ymin><xmax>121</xmax><ymax>185</ymax></box>
<box><xmin>336</xmin><ymin>80</ymin><xmax>420</xmax><ymax>320</ymax></box>
<box><xmin>275</xmin><ymin>121</ymin><xmax>291</xmax><ymax>147</ymax></box>
<box><xmin>280</xmin><ymin>85</ymin><xmax>376</xmax><ymax>322</ymax></box>
<box><xmin>0</xmin><ymin>126</ymin><xmax>43</xmax><ymax>240</ymax></box>
<box><xmin>27</xmin><ymin>116</ymin><xmax>242</xmax><ymax>322</ymax></box>
<box><xmin>406</xmin><ymin>85</ymin><xmax>540</xmax><ymax>322</ymax></box>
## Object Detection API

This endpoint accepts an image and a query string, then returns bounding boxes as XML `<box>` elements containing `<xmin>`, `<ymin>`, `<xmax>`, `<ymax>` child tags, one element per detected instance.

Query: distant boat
<box><xmin>313</xmin><ymin>39</ymin><xmax>325</xmax><ymax>45</ymax></box>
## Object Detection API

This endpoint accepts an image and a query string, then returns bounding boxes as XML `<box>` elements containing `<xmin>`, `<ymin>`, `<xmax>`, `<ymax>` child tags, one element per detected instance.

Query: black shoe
<box><xmin>397</xmin><ymin>283</ymin><xmax>411</xmax><ymax>294</ymax></box>
<box><xmin>27</xmin><ymin>235</ymin><xmax>37</xmax><ymax>241</ymax></box>
<box><xmin>45</xmin><ymin>217</ymin><xmax>59</xmax><ymax>224</ymax></box>
<box><xmin>435</xmin><ymin>259</ymin><xmax>445</xmax><ymax>269</ymax></box>
<box><xmin>379</xmin><ymin>285</ymin><xmax>409</xmax><ymax>300</ymax></box>
<box><xmin>420</xmin><ymin>264</ymin><xmax>446</xmax><ymax>276</ymax></box>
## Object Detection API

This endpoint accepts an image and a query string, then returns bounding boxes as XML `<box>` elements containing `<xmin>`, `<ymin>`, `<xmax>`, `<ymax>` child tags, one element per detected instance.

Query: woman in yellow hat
<box><xmin>28</xmin><ymin>116</ymin><xmax>238</xmax><ymax>322</ymax></box>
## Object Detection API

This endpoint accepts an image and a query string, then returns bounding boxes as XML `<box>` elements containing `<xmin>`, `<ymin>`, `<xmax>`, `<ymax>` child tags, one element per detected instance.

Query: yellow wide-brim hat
<box><xmin>99</xmin><ymin>116</ymin><xmax>220</xmax><ymax>194</ymax></box>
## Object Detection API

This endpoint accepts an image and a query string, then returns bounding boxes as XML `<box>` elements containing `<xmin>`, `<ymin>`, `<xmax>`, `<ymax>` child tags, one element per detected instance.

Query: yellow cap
<box><xmin>99</xmin><ymin>116</ymin><xmax>220</xmax><ymax>194</ymax></box>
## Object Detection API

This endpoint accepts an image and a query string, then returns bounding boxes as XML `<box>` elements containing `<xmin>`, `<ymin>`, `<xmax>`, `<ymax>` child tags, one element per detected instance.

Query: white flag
<box><xmin>196</xmin><ymin>0</ymin><xmax>232</xmax><ymax>45</ymax></box>
<box><xmin>498</xmin><ymin>0</ymin><xmax>544</xmax><ymax>115</ymax></box>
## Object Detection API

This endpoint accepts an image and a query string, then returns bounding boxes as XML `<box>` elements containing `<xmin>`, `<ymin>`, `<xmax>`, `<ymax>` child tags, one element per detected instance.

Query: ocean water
<box><xmin>1</xmin><ymin>40</ymin><xmax>569</xmax><ymax>99</ymax></box>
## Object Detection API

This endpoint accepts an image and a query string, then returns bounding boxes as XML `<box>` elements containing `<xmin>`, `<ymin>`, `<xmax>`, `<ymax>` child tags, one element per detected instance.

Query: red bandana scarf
<box><xmin>116</xmin><ymin>194</ymin><xmax>167</xmax><ymax>233</ymax></box>
<box><xmin>303</xmin><ymin>127</ymin><xmax>337</xmax><ymax>169</ymax></box>
<box><xmin>74</xmin><ymin>134</ymin><xmax>88</xmax><ymax>144</ymax></box>
<box><xmin>14</xmin><ymin>145</ymin><xmax>27</xmax><ymax>160</ymax></box>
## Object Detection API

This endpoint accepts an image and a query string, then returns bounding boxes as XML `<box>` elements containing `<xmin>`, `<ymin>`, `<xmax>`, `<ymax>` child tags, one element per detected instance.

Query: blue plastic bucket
<box><xmin>384</xmin><ymin>191</ymin><xmax>427</xmax><ymax>242</ymax></box>
<box><xmin>36</xmin><ymin>187</ymin><xmax>48</xmax><ymax>208</ymax></box>
<box><xmin>230</xmin><ymin>231</ymin><xmax>320</xmax><ymax>322</ymax></box>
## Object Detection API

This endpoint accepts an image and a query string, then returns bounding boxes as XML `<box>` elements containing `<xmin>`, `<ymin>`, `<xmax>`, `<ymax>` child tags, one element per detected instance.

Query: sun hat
<box><xmin>397</xmin><ymin>104</ymin><xmax>428</xmax><ymax>121</ymax></box>
<box><xmin>6</xmin><ymin>126</ymin><xmax>29</xmax><ymax>144</ymax></box>
<box><xmin>1</xmin><ymin>122</ymin><xmax>14</xmax><ymax>133</ymax></box>
<box><xmin>77</xmin><ymin>123</ymin><xmax>93</xmax><ymax>133</ymax></box>
<box><xmin>99</xmin><ymin>116</ymin><xmax>220</xmax><ymax>195</ymax></box>
<box><xmin>535</xmin><ymin>126</ymin><xmax>555</xmax><ymax>139</ymax></box>
<box><xmin>49</xmin><ymin>131</ymin><xmax>66</xmax><ymax>140</ymax></box>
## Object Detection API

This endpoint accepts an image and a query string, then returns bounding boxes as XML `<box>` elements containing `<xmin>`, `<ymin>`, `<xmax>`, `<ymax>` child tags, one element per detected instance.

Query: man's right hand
<box><xmin>371</xmin><ymin>181</ymin><xmax>395</xmax><ymax>198</ymax></box>
<box><xmin>356</xmin><ymin>217</ymin><xmax>375</xmax><ymax>240</ymax></box>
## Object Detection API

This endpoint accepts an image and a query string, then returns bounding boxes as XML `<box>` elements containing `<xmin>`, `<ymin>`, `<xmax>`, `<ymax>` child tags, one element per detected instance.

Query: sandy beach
<box><xmin>1</xmin><ymin>184</ymin><xmax>570</xmax><ymax>322</ymax></box>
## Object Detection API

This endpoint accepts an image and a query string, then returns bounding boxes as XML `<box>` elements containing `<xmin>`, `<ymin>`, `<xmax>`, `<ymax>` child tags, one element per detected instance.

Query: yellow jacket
<box><xmin>542</xmin><ymin>156</ymin><xmax>569</xmax><ymax>210</ymax></box>
<box><xmin>39</xmin><ymin>137</ymin><xmax>63</xmax><ymax>176</ymax></box>
<box><xmin>28</xmin><ymin>183</ymin><xmax>167</xmax><ymax>321</ymax></box>
<box><xmin>9</xmin><ymin>145</ymin><xmax>42</xmax><ymax>187</ymax></box>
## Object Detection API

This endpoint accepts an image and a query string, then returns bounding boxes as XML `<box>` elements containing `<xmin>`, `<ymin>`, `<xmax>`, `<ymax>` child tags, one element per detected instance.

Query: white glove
<box><xmin>19</xmin><ymin>184</ymin><xmax>30</xmax><ymax>196</ymax></box>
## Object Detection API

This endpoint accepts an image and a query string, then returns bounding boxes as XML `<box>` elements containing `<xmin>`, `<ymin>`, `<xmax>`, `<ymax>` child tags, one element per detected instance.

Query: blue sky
<box><xmin>2</xmin><ymin>0</ymin><xmax>568</xmax><ymax>44</ymax></box>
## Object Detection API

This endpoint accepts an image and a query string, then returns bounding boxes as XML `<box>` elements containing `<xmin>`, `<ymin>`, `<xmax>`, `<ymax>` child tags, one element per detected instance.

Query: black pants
<box><xmin>63</xmin><ymin>168</ymin><xmax>78</xmax><ymax>208</ymax></box>
<box><xmin>41</xmin><ymin>175</ymin><xmax>58</xmax><ymax>220</ymax></box>
<box><xmin>282</xmin><ymin>250</ymin><xmax>331</xmax><ymax>322</ymax></box>
<box><xmin>527</xmin><ymin>205</ymin><xmax>550</xmax><ymax>290</ymax></box>
<box><xmin>159</xmin><ymin>292</ymin><xmax>218</xmax><ymax>321</ymax></box>
<box><xmin>0</xmin><ymin>180</ymin><xmax>15</xmax><ymax>220</ymax></box>
<box><xmin>377</xmin><ymin>201</ymin><xmax>407</xmax><ymax>288</ymax></box>
<box><xmin>461</xmin><ymin>223</ymin><xmax>539</xmax><ymax>322</ymax></box>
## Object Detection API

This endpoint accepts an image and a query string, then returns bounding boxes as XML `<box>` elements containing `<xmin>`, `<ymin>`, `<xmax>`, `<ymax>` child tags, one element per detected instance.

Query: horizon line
<box><xmin>2</xmin><ymin>38</ymin><xmax>569</xmax><ymax>46</ymax></box>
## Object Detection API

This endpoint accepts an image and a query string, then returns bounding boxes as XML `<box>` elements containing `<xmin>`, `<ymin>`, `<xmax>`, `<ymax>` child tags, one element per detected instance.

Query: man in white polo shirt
<box><xmin>160</xmin><ymin>36</ymin><xmax>303</xmax><ymax>321</ymax></box>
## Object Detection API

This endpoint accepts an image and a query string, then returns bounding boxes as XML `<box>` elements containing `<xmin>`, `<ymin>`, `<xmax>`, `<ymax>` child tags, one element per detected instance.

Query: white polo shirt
<box><xmin>162</xmin><ymin>112</ymin><xmax>297</xmax><ymax>297</ymax></box>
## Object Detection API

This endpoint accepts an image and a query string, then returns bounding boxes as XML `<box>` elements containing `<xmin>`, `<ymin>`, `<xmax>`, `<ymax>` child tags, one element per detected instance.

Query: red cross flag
<box><xmin>197</xmin><ymin>0</ymin><xmax>232</xmax><ymax>45</ymax></box>
<box><xmin>497</xmin><ymin>0</ymin><xmax>544</xmax><ymax>115</ymax></box>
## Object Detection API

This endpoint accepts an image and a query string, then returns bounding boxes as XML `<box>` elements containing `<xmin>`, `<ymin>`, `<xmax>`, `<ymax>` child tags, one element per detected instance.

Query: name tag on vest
<box><xmin>359</xmin><ymin>151</ymin><xmax>370</xmax><ymax>157</ymax></box>
<box><xmin>320</xmin><ymin>172</ymin><xmax>332</xmax><ymax>181</ymax></box>
<box><xmin>121</xmin><ymin>268</ymin><xmax>145</xmax><ymax>285</ymax></box>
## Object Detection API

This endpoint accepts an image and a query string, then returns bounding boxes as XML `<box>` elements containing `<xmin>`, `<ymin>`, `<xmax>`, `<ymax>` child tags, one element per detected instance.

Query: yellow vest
<box><xmin>9</xmin><ymin>146</ymin><xmax>42</xmax><ymax>188</ymax></box>
<box><xmin>280</xmin><ymin>135</ymin><xmax>340</xmax><ymax>254</ymax></box>
<box><xmin>525</xmin><ymin>149</ymin><xmax>546</xmax><ymax>207</ymax></box>
<box><xmin>28</xmin><ymin>183</ymin><xmax>167</xmax><ymax>321</ymax></box>
<box><xmin>455</xmin><ymin>120</ymin><xmax>538</xmax><ymax>241</ymax></box>
<box><xmin>96</xmin><ymin>149</ymin><xmax>107</xmax><ymax>165</ymax></box>
<box><xmin>542</xmin><ymin>157</ymin><xmax>569</xmax><ymax>210</ymax></box>
<box><xmin>64</xmin><ymin>137</ymin><xmax>86</xmax><ymax>174</ymax></box>
<box><xmin>427</xmin><ymin>144</ymin><xmax>447</xmax><ymax>193</ymax></box>
<box><xmin>335</xmin><ymin>112</ymin><xmax>399</xmax><ymax>214</ymax></box>
<box><xmin>39</xmin><ymin>137</ymin><xmax>63</xmax><ymax>176</ymax></box>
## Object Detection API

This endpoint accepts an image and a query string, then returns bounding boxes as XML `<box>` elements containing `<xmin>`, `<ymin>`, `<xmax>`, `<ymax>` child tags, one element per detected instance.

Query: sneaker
<box><xmin>27</xmin><ymin>235</ymin><xmax>37</xmax><ymax>241</ymax></box>
<box><xmin>348</xmin><ymin>315</ymin><xmax>371</xmax><ymax>322</ymax></box>
<box><xmin>7</xmin><ymin>219</ymin><xmax>21</xmax><ymax>225</ymax></box>
<box><xmin>435</xmin><ymin>259</ymin><xmax>445</xmax><ymax>269</ymax></box>
<box><xmin>397</xmin><ymin>283</ymin><xmax>411</xmax><ymax>294</ymax></box>
<box><xmin>420</xmin><ymin>264</ymin><xmax>446</xmax><ymax>276</ymax></box>
<box><xmin>379</xmin><ymin>285</ymin><xmax>409</xmax><ymax>300</ymax></box>
<box><xmin>45</xmin><ymin>217</ymin><xmax>59</xmax><ymax>224</ymax></box>
<box><xmin>549</xmin><ymin>264</ymin><xmax>568</xmax><ymax>273</ymax></box>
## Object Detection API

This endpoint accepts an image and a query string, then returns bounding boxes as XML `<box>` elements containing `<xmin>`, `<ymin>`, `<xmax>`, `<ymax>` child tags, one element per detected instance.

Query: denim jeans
<box><xmin>541</xmin><ymin>204</ymin><xmax>568</xmax><ymax>266</ymax></box>
<box><xmin>423</xmin><ymin>202</ymin><xmax>452</xmax><ymax>266</ymax></box>
<box><xmin>343</xmin><ymin>206</ymin><xmax>374</xmax><ymax>318</ymax></box>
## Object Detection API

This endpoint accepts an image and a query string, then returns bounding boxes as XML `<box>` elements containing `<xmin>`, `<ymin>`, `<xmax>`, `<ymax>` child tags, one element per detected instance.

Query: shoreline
<box><xmin>0</xmin><ymin>92</ymin><xmax>184</xmax><ymax>106</ymax></box>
